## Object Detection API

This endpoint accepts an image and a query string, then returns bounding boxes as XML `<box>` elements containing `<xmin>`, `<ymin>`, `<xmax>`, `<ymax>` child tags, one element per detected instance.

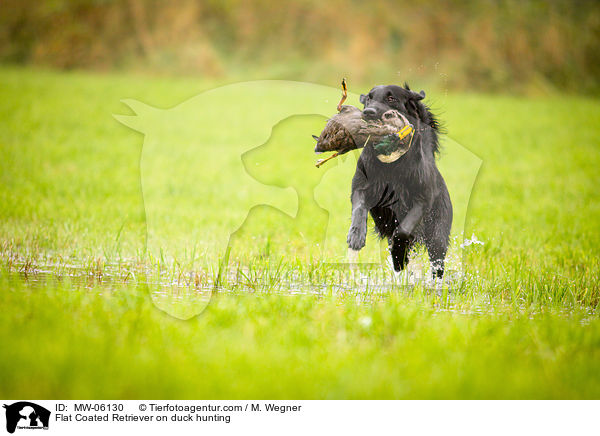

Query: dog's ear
<box><xmin>409</xmin><ymin>90</ymin><xmax>425</xmax><ymax>101</ymax></box>
<box><xmin>360</xmin><ymin>94</ymin><xmax>367</xmax><ymax>105</ymax></box>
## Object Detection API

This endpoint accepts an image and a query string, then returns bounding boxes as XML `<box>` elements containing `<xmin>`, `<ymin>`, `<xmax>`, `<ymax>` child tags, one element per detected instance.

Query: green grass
<box><xmin>1</xmin><ymin>274</ymin><xmax>599</xmax><ymax>399</ymax></box>
<box><xmin>1</xmin><ymin>66</ymin><xmax>599</xmax><ymax>398</ymax></box>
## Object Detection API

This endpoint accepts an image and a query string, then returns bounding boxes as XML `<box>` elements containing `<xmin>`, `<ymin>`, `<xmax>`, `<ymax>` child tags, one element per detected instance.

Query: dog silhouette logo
<box><xmin>3</xmin><ymin>402</ymin><xmax>50</xmax><ymax>434</ymax></box>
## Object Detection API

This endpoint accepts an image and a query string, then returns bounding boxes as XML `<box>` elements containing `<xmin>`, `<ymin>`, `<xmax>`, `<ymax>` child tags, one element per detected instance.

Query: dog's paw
<box><xmin>347</xmin><ymin>225</ymin><xmax>366</xmax><ymax>250</ymax></box>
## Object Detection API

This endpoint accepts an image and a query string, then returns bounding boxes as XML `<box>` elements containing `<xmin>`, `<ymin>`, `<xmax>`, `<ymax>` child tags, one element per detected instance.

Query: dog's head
<box><xmin>360</xmin><ymin>84</ymin><xmax>426</xmax><ymax>121</ymax></box>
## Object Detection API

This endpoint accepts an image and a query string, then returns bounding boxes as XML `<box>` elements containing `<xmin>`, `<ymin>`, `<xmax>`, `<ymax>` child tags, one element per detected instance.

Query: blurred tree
<box><xmin>0</xmin><ymin>0</ymin><xmax>598</xmax><ymax>94</ymax></box>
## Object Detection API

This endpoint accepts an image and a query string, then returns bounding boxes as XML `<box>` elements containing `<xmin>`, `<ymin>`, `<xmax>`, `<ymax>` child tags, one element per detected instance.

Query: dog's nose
<box><xmin>363</xmin><ymin>107</ymin><xmax>377</xmax><ymax>119</ymax></box>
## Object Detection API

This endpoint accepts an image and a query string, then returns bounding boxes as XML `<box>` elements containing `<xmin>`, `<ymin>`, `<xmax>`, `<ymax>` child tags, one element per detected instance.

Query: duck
<box><xmin>313</xmin><ymin>106</ymin><xmax>413</xmax><ymax>167</ymax></box>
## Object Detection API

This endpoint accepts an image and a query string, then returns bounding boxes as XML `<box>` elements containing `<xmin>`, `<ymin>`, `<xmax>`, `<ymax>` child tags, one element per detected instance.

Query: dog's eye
<box><xmin>386</xmin><ymin>95</ymin><xmax>397</xmax><ymax>103</ymax></box>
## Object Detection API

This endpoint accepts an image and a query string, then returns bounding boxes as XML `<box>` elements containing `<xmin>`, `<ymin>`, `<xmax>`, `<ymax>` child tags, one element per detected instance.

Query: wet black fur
<box><xmin>347</xmin><ymin>84</ymin><xmax>452</xmax><ymax>278</ymax></box>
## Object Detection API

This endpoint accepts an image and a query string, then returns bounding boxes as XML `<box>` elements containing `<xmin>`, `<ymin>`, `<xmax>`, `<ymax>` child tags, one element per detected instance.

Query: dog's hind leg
<box><xmin>425</xmin><ymin>236</ymin><xmax>447</xmax><ymax>279</ymax></box>
<box><xmin>424</xmin><ymin>189</ymin><xmax>452</xmax><ymax>280</ymax></box>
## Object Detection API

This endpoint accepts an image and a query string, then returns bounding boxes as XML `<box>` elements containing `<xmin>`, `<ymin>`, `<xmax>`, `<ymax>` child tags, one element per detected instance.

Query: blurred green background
<box><xmin>1</xmin><ymin>0</ymin><xmax>600</xmax><ymax>399</ymax></box>
<box><xmin>1</xmin><ymin>0</ymin><xmax>599</xmax><ymax>94</ymax></box>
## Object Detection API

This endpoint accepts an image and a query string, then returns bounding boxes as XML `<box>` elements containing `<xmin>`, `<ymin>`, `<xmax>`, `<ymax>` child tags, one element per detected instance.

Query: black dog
<box><xmin>347</xmin><ymin>84</ymin><xmax>452</xmax><ymax>278</ymax></box>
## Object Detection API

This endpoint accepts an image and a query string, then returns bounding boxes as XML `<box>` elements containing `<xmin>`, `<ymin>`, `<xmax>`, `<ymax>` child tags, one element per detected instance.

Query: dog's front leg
<box><xmin>347</xmin><ymin>190</ymin><xmax>369</xmax><ymax>251</ymax></box>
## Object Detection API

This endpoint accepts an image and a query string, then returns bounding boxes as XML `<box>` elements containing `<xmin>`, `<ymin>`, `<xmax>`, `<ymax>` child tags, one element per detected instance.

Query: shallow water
<box><xmin>4</xmin><ymin>237</ymin><xmax>526</xmax><ymax>321</ymax></box>
<box><xmin>2</xmin><ymin>248</ymin><xmax>473</xmax><ymax>320</ymax></box>
<box><xmin>4</xmin><ymin>260</ymin><xmax>595</xmax><ymax>323</ymax></box>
